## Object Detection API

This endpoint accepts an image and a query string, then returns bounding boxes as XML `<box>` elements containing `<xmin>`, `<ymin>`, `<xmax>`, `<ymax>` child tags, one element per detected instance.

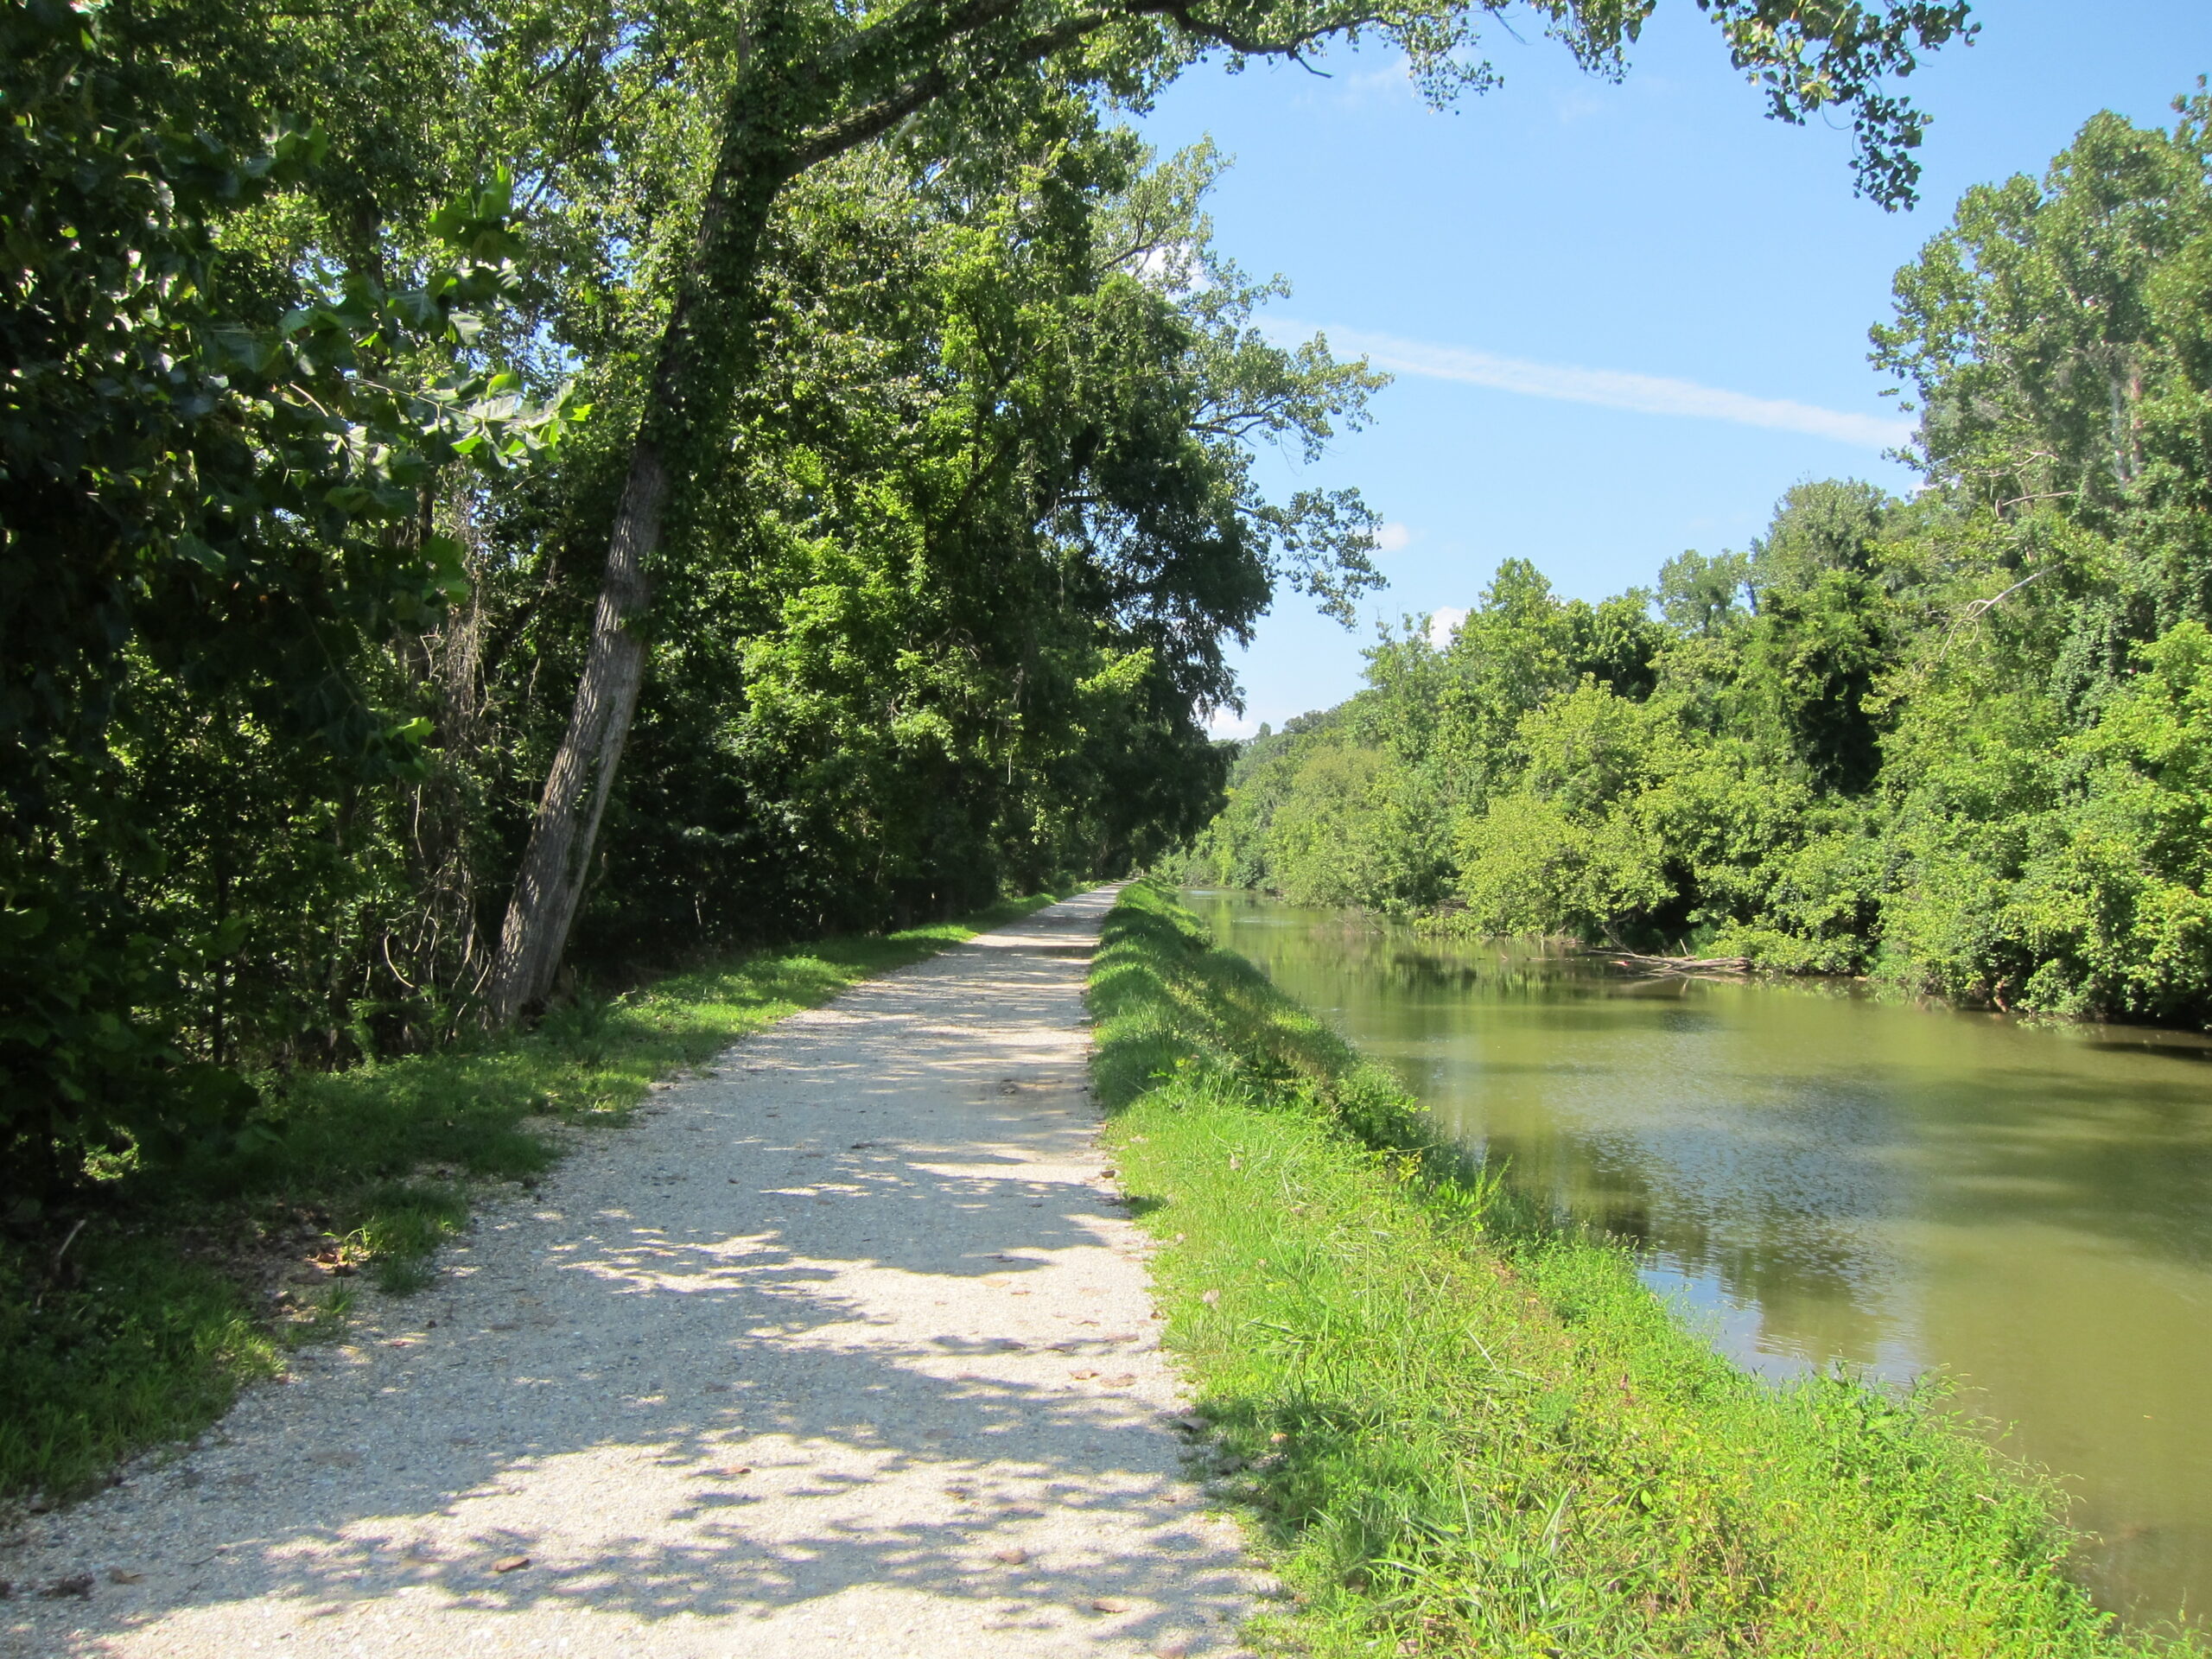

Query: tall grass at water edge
<box><xmin>1090</xmin><ymin>880</ymin><xmax>2201</xmax><ymax>1658</ymax></box>
<box><xmin>0</xmin><ymin>891</ymin><xmax>1075</xmax><ymax>1505</ymax></box>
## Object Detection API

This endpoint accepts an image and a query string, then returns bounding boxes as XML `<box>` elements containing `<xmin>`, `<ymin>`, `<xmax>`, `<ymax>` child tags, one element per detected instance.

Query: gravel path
<box><xmin>2</xmin><ymin>887</ymin><xmax>1262</xmax><ymax>1658</ymax></box>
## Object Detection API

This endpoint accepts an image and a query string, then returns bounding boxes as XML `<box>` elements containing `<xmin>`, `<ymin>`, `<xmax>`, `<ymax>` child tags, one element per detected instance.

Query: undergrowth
<box><xmin>1092</xmin><ymin>880</ymin><xmax>2199</xmax><ymax>1658</ymax></box>
<box><xmin>0</xmin><ymin>889</ymin><xmax>1073</xmax><ymax>1504</ymax></box>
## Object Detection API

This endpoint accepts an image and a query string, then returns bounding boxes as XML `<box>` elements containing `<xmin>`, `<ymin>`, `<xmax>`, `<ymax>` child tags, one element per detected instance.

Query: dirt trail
<box><xmin>3</xmin><ymin>887</ymin><xmax>1261</xmax><ymax>1658</ymax></box>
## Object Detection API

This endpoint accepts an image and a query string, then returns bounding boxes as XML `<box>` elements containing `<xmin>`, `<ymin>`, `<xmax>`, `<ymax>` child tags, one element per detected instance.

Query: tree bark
<box><xmin>486</xmin><ymin>439</ymin><xmax>666</xmax><ymax>1021</ymax></box>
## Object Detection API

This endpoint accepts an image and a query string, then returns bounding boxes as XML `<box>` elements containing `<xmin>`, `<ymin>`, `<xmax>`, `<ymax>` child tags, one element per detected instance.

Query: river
<box><xmin>1180</xmin><ymin>887</ymin><xmax>2212</xmax><ymax>1628</ymax></box>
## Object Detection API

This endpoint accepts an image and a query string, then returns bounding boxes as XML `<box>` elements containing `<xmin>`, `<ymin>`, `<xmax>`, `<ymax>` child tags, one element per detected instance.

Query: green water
<box><xmin>1182</xmin><ymin>887</ymin><xmax>2212</xmax><ymax>1628</ymax></box>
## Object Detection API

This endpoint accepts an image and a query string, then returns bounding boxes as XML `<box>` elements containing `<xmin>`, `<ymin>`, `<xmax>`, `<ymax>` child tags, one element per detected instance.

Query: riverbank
<box><xmin>1090</xmin><ymin>881</ymin><xmax>2197</xmax><ymax>1657</ymax></box>
<box><xmin>0</xmin><ymin>891</ymin><xmax>1073</xmax><ymax>1510</ymax></box>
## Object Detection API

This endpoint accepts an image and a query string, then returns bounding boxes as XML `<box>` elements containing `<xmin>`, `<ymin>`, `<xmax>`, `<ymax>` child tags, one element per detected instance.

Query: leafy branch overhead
<box><xmin>758</xmin><ymin>0</ymin><xmax>1967</xmax><ymax>205</ymax></box>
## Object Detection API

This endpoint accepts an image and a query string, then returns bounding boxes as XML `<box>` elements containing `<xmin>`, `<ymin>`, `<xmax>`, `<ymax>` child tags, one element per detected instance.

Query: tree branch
<box><xmin>789</xmin><ymin>0</ymin><xmax>1388</xmax><ymax>176</ymax></box>
<box><xmin>789</xmin><ymin>10</ymin><xmax>1112</xmax><ymax>174</ymax></box>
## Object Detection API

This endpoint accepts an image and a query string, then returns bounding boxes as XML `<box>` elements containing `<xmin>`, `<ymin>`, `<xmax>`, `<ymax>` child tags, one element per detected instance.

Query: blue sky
<box><xmin>1131</xmin><ymin>1</ymin><xmax>2212</xmax><ymax>734</ymax></box>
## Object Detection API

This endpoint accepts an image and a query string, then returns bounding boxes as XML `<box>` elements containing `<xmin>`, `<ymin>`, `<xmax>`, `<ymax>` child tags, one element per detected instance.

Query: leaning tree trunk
<box><xmin>485</xmin><ymin>442</ymin><xmax>667</xmax><ymax>1022</ymax></box>
<box><xmin>486</xmin><ymin>94</ymin><xmax>787</xmax><ymax>1023</ymax></box>
<box><xmin>484</xmin><ymin>0</ymin><xmax>1036</xmax><ymax>1021</ymax></box>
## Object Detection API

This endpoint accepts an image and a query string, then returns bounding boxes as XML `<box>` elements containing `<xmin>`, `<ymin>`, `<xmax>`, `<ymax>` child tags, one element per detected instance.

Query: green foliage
<box><xmin>582</xmin><ymin>123</ymin><xmax>1388</xmax><ymax>944</ymax></box>
<box><xmin>0</xmin><ymin>1230</ymin><xmax>285</xmax><ymax>1504</ymax></box>
<box><xmin>0</xmin><ymin>0</ymin><xmax>582</xmax><ymax>1193</ymax></box>
<box><xmin>1184</xmin><ymin>99</ymin><xmax>2212</xmax><ymax>1024</ymax></box>
<box><xmin>0</xmin><ymin>4</ymin><xmax>1389</xmax><ymax>1201</ymax></box>
<box><xmin>1091</xmin><ymin>884</ymin><xmax>2191</xmax><ymax>1657</ymax></box>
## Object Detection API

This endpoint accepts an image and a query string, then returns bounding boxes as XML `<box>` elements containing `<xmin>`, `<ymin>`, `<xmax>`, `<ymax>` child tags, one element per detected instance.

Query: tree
<box><xmin>0</xmin><ymin>0</ymin><xmax>572</xmax><ymax>1189</ymax></box>
<box><xmin>487</xmin><ymin>0</ymin><xmax>1975</xmax><ymax>1020</ymax></box>
<box><xmin>573</xmin><ymin>115</ymin><xmax>1390</xmax><ymax>944</ymax></box>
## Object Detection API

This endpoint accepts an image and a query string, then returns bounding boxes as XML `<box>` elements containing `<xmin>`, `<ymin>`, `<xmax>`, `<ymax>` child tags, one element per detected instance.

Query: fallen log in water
<box><xmin>1599</xmin><ymin>950</ymin><xmax>1755</xmax><ymax>975</ymax></box>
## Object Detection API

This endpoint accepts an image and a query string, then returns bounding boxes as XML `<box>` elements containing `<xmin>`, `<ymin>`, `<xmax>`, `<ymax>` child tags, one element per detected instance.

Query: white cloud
<box><xmin>1294</xmin><ymin>54</ymin><xmax>1420</xmax><ymax>111</ymax></box>
<box><xmin>1205</xmin><ymin>706</ymin><xmax>1261</xmax><ymax>741</ymax></box>
<box><xmin>1375</xmin><ymin>521</ymin><xmax>1413</xmax><ymax>554</ymax></box>
<box><xmin>1270</xmin><ymin>320</ymin><xmax>1914</xmax><ymax>449</ymax></box>
<box><xmin>1427</xmin><ymin>606</ymin><xmax>1468</xmax><ymax>650</ymax></box>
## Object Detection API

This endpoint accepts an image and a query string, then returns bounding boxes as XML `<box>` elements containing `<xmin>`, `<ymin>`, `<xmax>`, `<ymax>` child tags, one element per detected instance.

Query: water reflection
<box><xmin>1183</xmin><ymin>889</ymin><xmax>2212</xmax><ymax>1627</ymax></box>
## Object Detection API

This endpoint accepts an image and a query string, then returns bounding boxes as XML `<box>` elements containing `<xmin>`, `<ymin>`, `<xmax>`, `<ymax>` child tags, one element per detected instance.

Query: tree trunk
<box><xmin>484</xmin><ymin>0</ymin><xmax>969</xmax><ymax>1020</ymax></box>
<box><xmin>486</xmin><ymin>441</ymin><xmax>666</xmax><ymax>1021</ymax></box>
<box><xmin>485</xmin><ymin>57</ymin><xmax>788</xmax><ymax>1024</ymax></box>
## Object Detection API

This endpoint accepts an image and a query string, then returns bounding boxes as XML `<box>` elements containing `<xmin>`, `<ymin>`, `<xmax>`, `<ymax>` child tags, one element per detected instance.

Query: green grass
<box><xmin>1091</xmin><ymin>880</ymin><xmax>2200</xmax><ymax>1658</ymax></box>
<box><xmin>0</xmin><ymin>889</ymin><xmax>1075</xmax><ymax>1504</ymax></box>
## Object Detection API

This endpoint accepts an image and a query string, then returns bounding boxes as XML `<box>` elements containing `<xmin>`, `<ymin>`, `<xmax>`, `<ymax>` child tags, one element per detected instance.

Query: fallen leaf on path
<box><xmin>1090</xmin><ymin>1597</ymin><xmax>1128</xmax><ymax>1613</ymax></box>
<box><xmin>1103</xmin><ymin>1374</ymin><xmax>1136</xmax><ymax>1387</ymax></box>
<box><xmin>105</xmin><ymin>1568</ymin><xmax>142</xmax><ymax>1584</ymax></box>
<box><xmin>991</xmin><ymin>1548</ymin><xmax>1029</xmax><ymax>1565</ymax></box>
<box><xmin>491</xmin><ymin>1555</ymin><xmax>531</xmax><ymax>1574</ymax></box>
<box><xmin>1068</xmin><ymin>1369</ymin><xmax>1098</xmax><ymax>1380</ymax></box>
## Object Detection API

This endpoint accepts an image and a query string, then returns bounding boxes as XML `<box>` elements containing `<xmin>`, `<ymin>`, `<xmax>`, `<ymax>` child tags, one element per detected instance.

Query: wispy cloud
<box><xmin>1269</xmin><ymin>320</ymin><xmax>1912</xmax><ymax>449</ymax></box>
<box><xmin>1291</xmin><ymin>53</ymin><xmax>1421</xmax><ymax>111</ymax></box>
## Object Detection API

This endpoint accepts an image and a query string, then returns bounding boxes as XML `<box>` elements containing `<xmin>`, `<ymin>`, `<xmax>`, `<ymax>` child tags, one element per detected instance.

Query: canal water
<box><xmin>1181</xmin><ymin>888</ymin><xmax>2212</xmax><ymax>1628</ymax></box>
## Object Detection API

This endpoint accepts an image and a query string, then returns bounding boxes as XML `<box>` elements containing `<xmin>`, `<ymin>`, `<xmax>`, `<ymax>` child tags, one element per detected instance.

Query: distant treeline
<box><xmin>1185</xmin><ymin>103</ymin><xmax>2212</xmax><ymax>1026</ymax></box>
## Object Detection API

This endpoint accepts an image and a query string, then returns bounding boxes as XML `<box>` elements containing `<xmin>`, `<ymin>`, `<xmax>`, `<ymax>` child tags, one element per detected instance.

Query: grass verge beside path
<box><xmin>1091</xmin><ymin>880</ymin><xmax>2196</xmax><ymax>1659</ymax></box>
<box><xmin>0</xmin><ymin>889</ymin><xmax>1076</xmax><ymax>1506</ymax></box>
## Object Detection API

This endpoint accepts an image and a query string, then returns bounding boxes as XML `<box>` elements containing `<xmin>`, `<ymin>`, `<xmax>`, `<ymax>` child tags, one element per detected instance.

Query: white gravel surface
<box><xmin>1</xmin><ymin>887</ymin><xmax>1264</xmax><ymax>1658</ymax></box>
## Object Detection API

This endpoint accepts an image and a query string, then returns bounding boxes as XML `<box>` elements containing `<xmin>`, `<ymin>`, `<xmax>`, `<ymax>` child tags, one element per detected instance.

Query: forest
<box><xmin>0</xmin><ymin>0</ymin><xmax>1405</xmax><ymax>1202</ymax></box>
<box><xmin>1185</xmin><ymin>97</ymin><xmax>2212</xmax><ymax>1026</ymax></box>
<box><xmin>0</xmin><ymin>0</ymin><xmax>1974</xmax><ymax>1206</ymax></box>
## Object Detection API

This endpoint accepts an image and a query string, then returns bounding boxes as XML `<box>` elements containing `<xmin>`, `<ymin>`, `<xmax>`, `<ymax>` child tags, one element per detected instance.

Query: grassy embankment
<box><xmin>0</xmin><ymin>891</ymin><xmax>1073</xmax><ymax>1504</ymax></box>
<box><xmin>1092</xmin><ymin>880</ymin><xmax>2197</xmax><ymax>1658</ymax></box>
